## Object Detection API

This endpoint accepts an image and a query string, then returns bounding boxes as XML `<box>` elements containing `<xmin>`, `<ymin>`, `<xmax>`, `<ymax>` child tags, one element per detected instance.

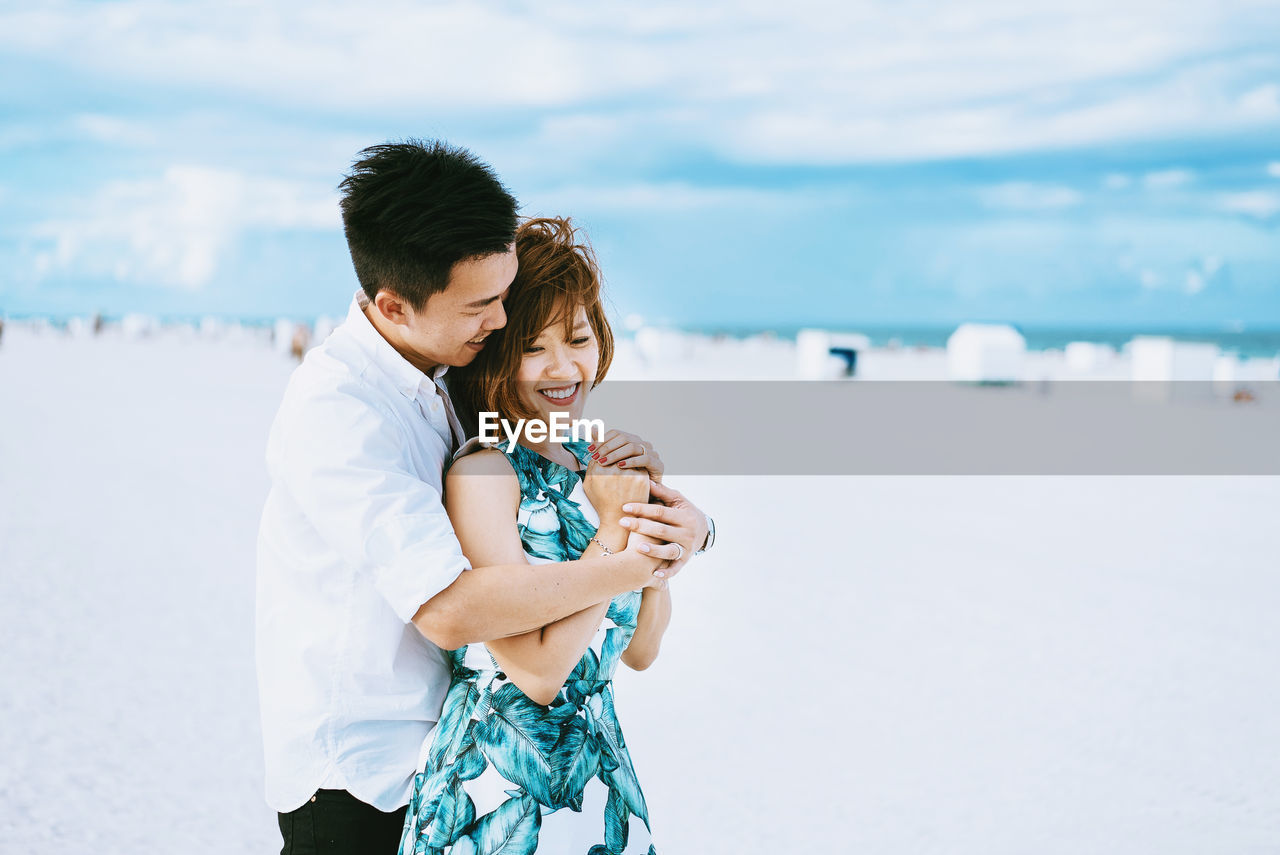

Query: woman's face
<box><xmin>515</xmin><ymin>303</ymin><xmax>600</xmax><ymax>427</ymax></box>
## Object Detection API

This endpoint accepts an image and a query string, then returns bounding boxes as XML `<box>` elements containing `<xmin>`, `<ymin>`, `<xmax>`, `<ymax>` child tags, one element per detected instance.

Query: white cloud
<box><xmin>1143</xmin><ymin>169</ymin><xmax>1194</xmax><ymax>189</ymax></box>
<box><xmin>71</xmin><ymin>114</ymin><xmax>157</xmax><ymax>146</ymax></box>
<box><xmin>29</xmin><ymin>166</ymin><xmax>339</xmax><ymax>289</ymax></box>
<box><xmin>1238</xmin><ymin>83</ymin><xmax>1280</xmax><ymax>118</ymax></box>
<box><xmin>1139</xmin><ymin>269</ymin><xmax>1163</xmax><ymax>289</ymax></box>
<box><xmin>1183</xmin><ymin>254</ymin><xmax>1224</xmax><ymax>295</ymax></box>
<box><xmin>0</xmin><ymin>0</ymin><xmax>1277</xmax><ymax>165</ymax></box>
<box><xmin>978</xmin><ymin>182</ymin><xmax>1083</xmax><ymax>211</ymax></box>
<box><xmin>1184</xmin><ymin>269</ymin><xmax>1206</xmax><ymax>295</ymax></box>
<box><xmin>1103</xmin><ymin>173</ymin><xmax>1133</xmax><ymax>190</ymax></box>
<box><xmin>524</xmin><ymin>181</ymin><xmax>824</xmax><ymax>215</ymax></box>
<box><xmin>1217</xmin><ymin>190</ymin><xmax>1280</xmax><ymax>219</ymax></box>
<box><xmin>1267</xmin><ymin>162</ymin><xmax>1280</xmax><ymax>179</ymax></box>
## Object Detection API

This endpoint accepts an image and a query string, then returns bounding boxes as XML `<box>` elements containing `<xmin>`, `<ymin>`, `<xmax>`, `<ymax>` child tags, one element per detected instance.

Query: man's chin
<box><xmin>446</xmin><ymin>347</ymin><xmax>482</xmax><ymax>368</ymax></box>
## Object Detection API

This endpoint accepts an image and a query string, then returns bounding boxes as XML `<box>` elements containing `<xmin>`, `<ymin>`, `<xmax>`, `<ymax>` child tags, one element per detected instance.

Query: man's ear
<box><xmin>373</xmin><ymin>290</ymin><xmax>410</xmax><ymax>326</ymax></box>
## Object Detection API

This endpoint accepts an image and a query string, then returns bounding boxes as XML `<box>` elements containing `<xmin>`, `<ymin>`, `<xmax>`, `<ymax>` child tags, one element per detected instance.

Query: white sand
<box><xmin>2</xmin><ymin>327</ymin><xmax>1277</xmax><ymax>853</ymax></box>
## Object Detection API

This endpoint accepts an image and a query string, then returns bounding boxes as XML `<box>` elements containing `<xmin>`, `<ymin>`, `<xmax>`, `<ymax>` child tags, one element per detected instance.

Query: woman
<box><xmin>398</xmin><ymin>217</ymin><xmax>672</xmax><ymax>855</ymax></box>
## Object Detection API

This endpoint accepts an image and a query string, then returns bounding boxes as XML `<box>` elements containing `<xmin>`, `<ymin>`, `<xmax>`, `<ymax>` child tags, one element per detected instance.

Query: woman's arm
<box><xmin>621</xmin><ymin>585</ymin><xmax>672</xmax><ymax>671</ymax></box>
<box><xmin>444</xmin><ymin>450</ymin><xmax>652</xmax><ymax>705</ymax></box>
<box><xmin>486</xmin><ymin>522</ymin><xmax>630</xmax><ymax>706</ymax></box>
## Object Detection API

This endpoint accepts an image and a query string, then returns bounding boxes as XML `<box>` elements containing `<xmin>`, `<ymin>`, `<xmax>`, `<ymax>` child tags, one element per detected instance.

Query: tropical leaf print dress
<box><xmin>399</xmin><ymin>438</ymin><xmax>656</xmax><ymax>855</ymax></box>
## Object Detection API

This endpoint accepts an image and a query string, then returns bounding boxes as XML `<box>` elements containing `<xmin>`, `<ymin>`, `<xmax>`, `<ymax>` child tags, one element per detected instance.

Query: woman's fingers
<box><xmin>612</xmin><ymin>452</ymin><xmax>654</xmax><ymax>472</ymax></box>
<box><xmin>605</xmin><ymin>443</ymin><xmax>641</xmax><ymax>465</ymax></box>
<box><xmin>589</xmin><ymin>431</ymin><xmax>646</xmax><ymax>459</ymax></box>
<box><xmin>587</xmin><ymin>430</ymin><xmax>626</xmax><ymax>460</ymax></box>
<box><xmin>591</xmin><ymin>440</ymin><xmax>640</xmax><ymax>466</ymax></box>
<box><xmin>587</xmin><ymin>431</ymin><xmax>664</xmax><ymax>482</ymax></box>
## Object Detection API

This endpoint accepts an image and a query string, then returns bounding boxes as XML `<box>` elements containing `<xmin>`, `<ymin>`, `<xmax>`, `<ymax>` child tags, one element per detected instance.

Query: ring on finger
<box><xmin>672</xmin><ymin>542</ymin><xmax>684</xmax><ymax>562</ymax></box>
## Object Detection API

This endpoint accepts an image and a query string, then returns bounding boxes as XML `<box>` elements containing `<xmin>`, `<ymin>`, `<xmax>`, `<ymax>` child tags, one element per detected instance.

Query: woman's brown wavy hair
<box><xmin>450</xmin><ymin>216</ymin><xmax>615</xmax><ymax>432</ymax></box>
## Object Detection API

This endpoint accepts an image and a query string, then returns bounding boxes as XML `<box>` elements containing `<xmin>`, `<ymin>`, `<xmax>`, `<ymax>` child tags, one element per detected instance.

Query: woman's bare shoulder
<box><xmin>449</xmin><ymin>446</ymin><xmax>518</xmax><ymax>479</ymax></box>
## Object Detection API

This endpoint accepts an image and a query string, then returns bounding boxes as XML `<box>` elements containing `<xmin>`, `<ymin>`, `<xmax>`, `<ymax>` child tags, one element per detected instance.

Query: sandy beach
<box><xmin>2</xmin><ymin>326</ymin><xmax>1278</xmax><ymax>853</ymax></box>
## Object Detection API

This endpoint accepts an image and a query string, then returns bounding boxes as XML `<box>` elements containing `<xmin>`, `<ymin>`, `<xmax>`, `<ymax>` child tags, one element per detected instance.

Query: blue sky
<box><xmin>1</xmin><ymin>0</ymin><xmax>1278</xmax><ymax>329</ymax></box>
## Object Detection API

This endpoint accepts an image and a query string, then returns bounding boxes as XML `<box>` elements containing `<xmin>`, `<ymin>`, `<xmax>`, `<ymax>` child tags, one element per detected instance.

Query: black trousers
<box><xmin>278</xmin><ymin>789</ymin><xmax>407</xmax><ymax>855</ymax></box>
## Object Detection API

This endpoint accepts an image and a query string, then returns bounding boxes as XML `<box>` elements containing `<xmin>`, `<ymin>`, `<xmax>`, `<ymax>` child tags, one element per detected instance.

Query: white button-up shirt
<box><xmin>256</xmin><ymin>294</ymin><xmax>470</xmax><ymax>813</ymax></box>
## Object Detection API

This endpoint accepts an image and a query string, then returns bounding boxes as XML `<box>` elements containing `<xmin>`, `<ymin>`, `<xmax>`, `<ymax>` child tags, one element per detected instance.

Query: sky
<box><xmin>1</xmin><ymin>0</ymin><xmax>1279</xmax><ymax>329</ymax></box>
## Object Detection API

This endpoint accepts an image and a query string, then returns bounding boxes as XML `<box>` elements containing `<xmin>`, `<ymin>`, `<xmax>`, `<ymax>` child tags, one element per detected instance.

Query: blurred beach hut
<box><xmin>1064</xmin><ymin>341</ymin><xmax>1117</xmax><ymax>375</ymax></box>
<box><xmin>273</xmin><ymin>318</ymin><xmax>303</xmax><ymax>355</ymax></box>
<box><xmin>796</xmin><ymin>329</ymin><xmax>871</xmax><ymax>378</ymax></box>
<box><xmin>634</xmin><ymin>327</ymin><xmax>695</xmax><ymax>365</ymax></box>
<box><xmin>1213</xmin><ymin>353</ymin><xmax>1280</xmax><ymax>392</ymax></box>
<box><xmin>313</xmin><ymin>316</ymin><xmax>338</xmax><ymax>347</ymax></box>
<box><xmin>199</xmin><ymin>316</ymin><xmax>226</xmax><ymax>339</ymax></box>
<box><xmin>1129</xmin><ymin>336</ymin><xmax>1219</xmax><ymax>402</ymax></box>
<box><xmin>121</xmin><ymin>313</ymin><xmax>158</xmax><ymax>339</ymax></box>
<box><xmin>1129</xmin><ymin>337</ymin><xmax>1218</xmax><ymax>381</ymax></box>
<box><xmin>947</xmin><ymin>323</ymin><xmax>1025</xmax><ymax>383</ymax></box>
<box><xmin>65</xmin><ymin>314</ymin><xmax>103</xmax><ymax>338</ymax></box>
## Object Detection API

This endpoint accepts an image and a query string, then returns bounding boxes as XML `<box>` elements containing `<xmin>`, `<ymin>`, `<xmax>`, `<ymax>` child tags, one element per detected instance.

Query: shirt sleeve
<box><xmin>269</xmin><ymin>381</ymin><xmax>469</xmax><ymax>623</ymax></box>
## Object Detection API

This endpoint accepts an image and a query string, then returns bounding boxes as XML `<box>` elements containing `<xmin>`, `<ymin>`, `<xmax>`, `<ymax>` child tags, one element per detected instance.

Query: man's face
<box><xmin>402</xmin><ymin>247</ymin><xmax>517</xmax><ymax>369</ymax></box>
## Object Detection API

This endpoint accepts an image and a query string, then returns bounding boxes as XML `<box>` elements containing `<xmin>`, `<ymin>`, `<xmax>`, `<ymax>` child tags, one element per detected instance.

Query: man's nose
<box><xmin>484</xmin><ymin>300</ymin><xmax>507</xmax><ymax>331</ymax></box>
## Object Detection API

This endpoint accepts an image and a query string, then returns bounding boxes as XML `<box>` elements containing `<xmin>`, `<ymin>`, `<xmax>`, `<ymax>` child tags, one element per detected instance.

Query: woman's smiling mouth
<box><xmin>537</xmin><ymin>382</ymin><xmax>579</xmax><ymax>405</ymax></box>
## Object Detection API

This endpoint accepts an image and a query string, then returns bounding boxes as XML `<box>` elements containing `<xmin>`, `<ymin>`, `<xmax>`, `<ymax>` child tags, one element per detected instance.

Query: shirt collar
<box><xmin>346</xmin><ymin>291</ymin><xmax>450</xmax><ymax>400</ymax></box>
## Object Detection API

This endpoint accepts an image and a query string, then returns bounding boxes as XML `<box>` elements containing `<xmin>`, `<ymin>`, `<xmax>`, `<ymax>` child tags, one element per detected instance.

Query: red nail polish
<box><xmin>599</xmin><ymin>457</ymin><xmax>607</xmax><ymax>463</ymax></box>
<box><xmin>617</xmin><ymin>461</ymin><xmax>626</xmax><ymax>467</ymax></box>
<box><xmin>587</xmin><ymin>445</ymin><xmax>595</xmax><ymax>451</ymax></box>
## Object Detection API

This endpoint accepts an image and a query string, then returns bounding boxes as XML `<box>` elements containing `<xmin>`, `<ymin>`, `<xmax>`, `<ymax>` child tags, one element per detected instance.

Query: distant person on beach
<box><xmin>398</xmin><ymin>217</ymin><xmax>676</xmax><ymax>853</ymax></box>
<box><xmin>256</xmin><ymin>141</ymin><xmax>714</xmax><ymax>855</ymax></box>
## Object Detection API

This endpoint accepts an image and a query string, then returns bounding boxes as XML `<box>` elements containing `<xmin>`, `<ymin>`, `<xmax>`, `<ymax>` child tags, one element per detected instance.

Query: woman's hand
<box><xmin>582</xmin><ymin>453</ymin><xmax>651</xmax><ymax>527</ymax></box>
<box><xmin>586</xmin><ymin>430</ymin><xmax>664</xmax><ymax>482</ymax></box>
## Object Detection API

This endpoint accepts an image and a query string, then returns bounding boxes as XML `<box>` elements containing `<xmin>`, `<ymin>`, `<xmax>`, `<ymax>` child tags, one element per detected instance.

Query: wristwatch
<box><xmin>695</xmin><ymin>513</ymin><xmax>716</xmax><ymax>555</ymax></box>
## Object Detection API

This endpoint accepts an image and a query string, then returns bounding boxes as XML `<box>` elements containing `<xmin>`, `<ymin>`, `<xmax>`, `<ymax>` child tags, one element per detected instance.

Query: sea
<box><xmin>9</xmin><ymin>315</ymin><xmax>1280</xmax><ymax>360</ymax></box>
<box><xmin>703</xmin><ymin>325</ymin><xmax>1280</xmax><ymax>360</ymax></box>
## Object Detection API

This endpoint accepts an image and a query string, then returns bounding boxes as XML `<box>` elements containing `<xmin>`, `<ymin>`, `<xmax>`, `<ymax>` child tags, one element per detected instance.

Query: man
<box><xmin>256</xmin><ymin>140</ymin><xmax>713</xmax><ymax>854</ymax></box>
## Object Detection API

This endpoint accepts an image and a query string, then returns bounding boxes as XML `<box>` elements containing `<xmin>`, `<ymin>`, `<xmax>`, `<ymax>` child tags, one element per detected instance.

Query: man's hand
<box><xmin>618</xmin><ymin>479</ymin><xmax>709</xmax><ymax>578</ymax></box>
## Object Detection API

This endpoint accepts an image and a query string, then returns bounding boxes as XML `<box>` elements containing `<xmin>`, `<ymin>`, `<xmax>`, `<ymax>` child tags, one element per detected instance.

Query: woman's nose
<box><xmin>544</xmin><ymin>346</ymin><xmax>574</xmax><ymax>378</ymax></box>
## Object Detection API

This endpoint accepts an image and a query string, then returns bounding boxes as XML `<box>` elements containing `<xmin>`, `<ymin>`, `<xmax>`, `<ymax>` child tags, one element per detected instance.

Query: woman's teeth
<box><xmin>539</xmin><ymin>383</ymin><xmax>578</xmax><ymax>400</ymax></box>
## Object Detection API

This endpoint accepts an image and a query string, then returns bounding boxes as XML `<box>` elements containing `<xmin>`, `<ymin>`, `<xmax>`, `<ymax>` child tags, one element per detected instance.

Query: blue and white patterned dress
<box><xmin>399</xmin><ymin>438</ymin><xmax>655</xmax><ymax>855</ymax></box>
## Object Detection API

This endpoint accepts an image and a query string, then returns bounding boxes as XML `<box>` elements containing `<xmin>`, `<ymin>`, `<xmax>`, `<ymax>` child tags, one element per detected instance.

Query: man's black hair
<box><xmin>339</xmin><ymin>139</ymin><xmax>519</xmax><ymax>309</ymax></box>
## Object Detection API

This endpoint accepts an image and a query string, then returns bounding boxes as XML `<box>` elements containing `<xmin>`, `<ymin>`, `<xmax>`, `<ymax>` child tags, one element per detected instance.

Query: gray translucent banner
<box><xmin>465</xmin><ymin>381</ymin><xmax>1280</xmax><ymax>475</ymax></box>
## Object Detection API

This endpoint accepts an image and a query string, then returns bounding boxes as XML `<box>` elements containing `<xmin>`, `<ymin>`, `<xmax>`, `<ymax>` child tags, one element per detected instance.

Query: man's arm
<box><xmin>411</xmin><ymin>448</ymin><xmax>662</xmax><ymax>651</ymax></box>
<box><xmin>411</xmin><ymin>550</ymin><xmax>659</xmax><ymax>650</ymax></box>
